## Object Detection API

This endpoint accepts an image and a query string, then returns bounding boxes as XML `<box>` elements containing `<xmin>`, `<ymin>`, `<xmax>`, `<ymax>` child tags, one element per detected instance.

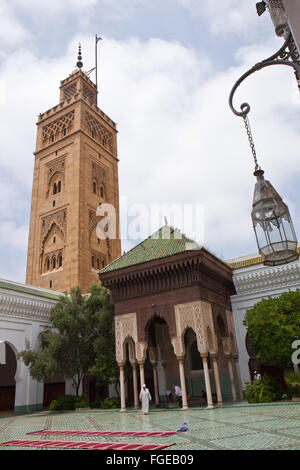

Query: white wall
<box><xmin>231</xmin><ymin>259</ymin><xmax>300</xmax><ymax>388</ymax></box>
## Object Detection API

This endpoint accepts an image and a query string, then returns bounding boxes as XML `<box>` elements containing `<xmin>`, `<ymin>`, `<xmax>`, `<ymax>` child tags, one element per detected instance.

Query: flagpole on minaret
<box><xmin>95</xmin><ymin>34</ymin><xmax>102</xmax><ymax>105</ymax></box>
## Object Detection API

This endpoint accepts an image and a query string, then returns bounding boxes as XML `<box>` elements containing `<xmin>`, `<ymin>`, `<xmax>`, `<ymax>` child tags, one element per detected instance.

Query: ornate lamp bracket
<box><xmin>229</xmin><ymin>33</ymin><xmax>300</xmax><ymax>118</ymax></box>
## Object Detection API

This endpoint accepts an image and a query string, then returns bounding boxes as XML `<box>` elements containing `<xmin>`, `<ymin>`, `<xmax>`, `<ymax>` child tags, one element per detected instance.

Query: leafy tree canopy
<box><xmin>19</xmin><ymin>282</ymin><xmax>117</xmax><ymax>395</ymax></box>
<box><xmin>243</xmin><ymin>290</ymin><xmax>300</xmax><ymax>368</ymax></box>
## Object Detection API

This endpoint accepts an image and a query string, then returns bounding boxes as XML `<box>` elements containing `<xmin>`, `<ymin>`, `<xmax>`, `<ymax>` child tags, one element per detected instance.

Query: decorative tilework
<box><xmin>2</xmin><ymin>403</ymin><xmax>300</xmax><ymax>450</ymax></box>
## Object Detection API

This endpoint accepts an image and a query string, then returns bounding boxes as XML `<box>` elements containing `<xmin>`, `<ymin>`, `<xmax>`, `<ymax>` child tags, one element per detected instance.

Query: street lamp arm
<box><xmin>229</xmin><ymin>33</ymin><xmax>300</xmax><ymax>117</ymax></box>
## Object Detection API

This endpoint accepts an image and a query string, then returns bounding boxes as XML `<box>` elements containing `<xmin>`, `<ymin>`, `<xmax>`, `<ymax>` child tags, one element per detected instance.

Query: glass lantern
<box><xmin>251</xmin><ymin>169</ymin><xmax>299</xmax><ymax>266</ymax></box>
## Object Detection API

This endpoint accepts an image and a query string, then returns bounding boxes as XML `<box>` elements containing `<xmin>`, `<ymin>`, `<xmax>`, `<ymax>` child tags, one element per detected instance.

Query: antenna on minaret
<box><xmin>76</xmin><ymin>43</ymin><xmax>83</xmax><ymax>69</ymax></box>
<box><xmin>95</xmin><ymin>34</ymin><xmax>102</xmax><ymax>105</ymax></box>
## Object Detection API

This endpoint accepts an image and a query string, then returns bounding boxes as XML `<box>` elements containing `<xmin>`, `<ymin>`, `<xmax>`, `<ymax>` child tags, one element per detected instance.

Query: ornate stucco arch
<box><xmin>122</xmin><ymin>335</ymin><xmax>136</xmax><ymax>363</ymax></box>
<box><xmin>115</xmin><ymin>313</ymin><xmax>138</xmax><ymax>363</ymax></box>
<box><xmin>173</xmin><ymin>300</ymin><xmax>218</xmax><ymax>357</ymax></box>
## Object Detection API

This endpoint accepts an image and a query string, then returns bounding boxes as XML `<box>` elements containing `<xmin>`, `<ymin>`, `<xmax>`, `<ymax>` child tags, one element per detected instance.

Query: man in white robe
<box><xmin>139</xmin><ymin>384</ymin><xmax>152</xmax><ymax>414</ymax></box>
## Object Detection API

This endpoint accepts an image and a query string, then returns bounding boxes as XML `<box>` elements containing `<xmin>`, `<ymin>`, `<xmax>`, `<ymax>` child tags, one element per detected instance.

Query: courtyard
<box><xmin>1</xmin><ymin>402</ymin><xmax>300</xmax><ymax>450</ymax></box>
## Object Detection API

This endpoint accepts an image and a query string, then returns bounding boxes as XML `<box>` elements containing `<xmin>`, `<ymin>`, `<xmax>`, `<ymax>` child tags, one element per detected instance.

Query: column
<box><xmin>161</xmin><ymin>361</ymin><xmax>167</xmax><ymax>392</ymax></box>
<box><xmin>201</xmin><ymin>354</ymin><xmax>214</xmax><ymax>409</ymax></box>
<box><xmin>234</xmin><ymin>355</ymin><xmax>244</xmax><ymax>400</ymax></box>
<box><xmin>152</xmin><ymin>363</ymin><xmax>160</xmax><ymax>407</ymax></box>
<box><xmin>119</xmin><ymin>362</ymin><xmax>126</xmax><ymax>412</ymax></box>
<box><xmin>227</xmin><ymin>356</ymin><xmax>237</xmax><ymax>402</ymax></box>
<box><xmin>211</xmin><ymin>354</ymin><xmax>223</xmax><ymax>406</ymax></box>
<box><xmin>138</xmin><ymin>361</ymin><xmax>145</xmax><ymax>389</ymax></box>
<box><xmin>131</xmin><ymin>362</ymin><xmax>139</xmax><ymax>409</ymax></box>
<box><xmin>177</xmin><ymin>356</ymin><xmax>188</xmax><ymax>410</ymax></box>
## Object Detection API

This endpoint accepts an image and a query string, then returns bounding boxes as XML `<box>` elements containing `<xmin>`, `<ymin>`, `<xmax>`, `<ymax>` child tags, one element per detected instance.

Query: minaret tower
<box><xmin>26</xmin><ymin>45</ymin><xmax>121</xmax><ymax>293</ymax></box>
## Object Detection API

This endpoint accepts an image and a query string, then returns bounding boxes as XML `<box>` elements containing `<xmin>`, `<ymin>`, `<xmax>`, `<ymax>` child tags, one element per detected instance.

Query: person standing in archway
<box><xmin>173</xmin><ymin>384</ymin><xmax>183</xmax><ymax>408</ymax></box>
<box><xmin>139</xmin><ymin>384</ymin><xmax>152</xmax><ymax>415</ymax></box>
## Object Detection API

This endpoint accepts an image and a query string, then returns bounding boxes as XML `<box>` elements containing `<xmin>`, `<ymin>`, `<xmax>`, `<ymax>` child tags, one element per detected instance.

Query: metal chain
<box><xmin>242</xmin><ymin>114</ymin><xmax>259</xmax><ymax>171</ymax></box>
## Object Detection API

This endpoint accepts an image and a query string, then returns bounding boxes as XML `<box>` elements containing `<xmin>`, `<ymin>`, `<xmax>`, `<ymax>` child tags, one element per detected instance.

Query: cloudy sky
<box><xmin>1</xmin><ymin>0</ymin><xmax>300</xmax><ymax>283</ymax></box>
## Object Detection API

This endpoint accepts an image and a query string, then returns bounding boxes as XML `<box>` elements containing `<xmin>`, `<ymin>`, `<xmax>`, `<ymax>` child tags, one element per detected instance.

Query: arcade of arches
<box><xmin>114</xmin><ymin>303</ymin><xmax>243</xmax><ymax>411</ymax></box>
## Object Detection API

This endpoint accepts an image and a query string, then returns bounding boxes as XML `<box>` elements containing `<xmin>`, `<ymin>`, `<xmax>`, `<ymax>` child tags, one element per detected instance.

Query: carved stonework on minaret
<box><xmin>92</xmin><ymin>161</ymin><xmax>106</xmax><ymax>184</ymax></box>
<box><xmin>91</xmin><ymin>249</ymin><xmax>107</xmax><ymax>270</ymax></box>
<box><xmin>89</xmin><ymin>209</ymin><xmax>101</xmax><ymax>239</ymax></box>
<box><xmin>46</xmin><ymin>156</ymin><xmax>66</xmax><ymax>198</ymax></box>
<box><xmin>47</xmin><ymin>156</ymin><xmax>66</xmax><ymax>184</ymax></box>
<box><xmin>91</xmin><ymin>161</ymin><xmax>107</xmax><ymax>199</ymax></box>
<box><xmin>85</xmin><ymin>111</ymin><xmax>113</xmax><ymax>152</ymax></box>
<box><xmin>42</xmin><ymin>110</ymin><xmax>74</xmax><ymax>145</ymax></box>
<box><xmin>63</xmin><ymin>82</ymin><xmax>77</xmax><ymax>101</ymax></box>
<box><xmin>26</xmin><ymin>48</ymin><xmax>120</xmax><ymax>293</ymax></box>
<box><xmin>83</xmin><ymin>84</ymin><xmax>95</xmax><ymax>102</ymax></box>
<box><xmin>41</xmin><ymin>209</ymin><xmax>67</xmax><ymax>248</ymax></box>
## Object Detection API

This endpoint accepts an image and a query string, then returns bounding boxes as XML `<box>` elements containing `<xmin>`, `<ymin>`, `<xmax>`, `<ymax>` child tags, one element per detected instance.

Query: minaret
<box><xmin>26</xmin><ymin>45</ymin><xmax>121</xmax><ymax>293</ymax></box>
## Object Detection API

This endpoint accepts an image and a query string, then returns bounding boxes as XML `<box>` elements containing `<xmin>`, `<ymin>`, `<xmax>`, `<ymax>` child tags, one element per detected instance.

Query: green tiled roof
<box><xmin>0</xmin><ymin>280</ymin><xmax>62</xmax><ymax>301</ymax></box>
<box><xmin>100</xmin><ymin>225</ymin><xmax>201</xmax><ymax>274</ymax></box>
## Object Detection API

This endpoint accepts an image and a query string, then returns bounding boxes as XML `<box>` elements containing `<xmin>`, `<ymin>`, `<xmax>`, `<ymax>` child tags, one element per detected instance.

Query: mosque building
<box><xmin>1</xmin><ymin>2</ymin><xmax>300</xmax><ymax>412</ymax></box>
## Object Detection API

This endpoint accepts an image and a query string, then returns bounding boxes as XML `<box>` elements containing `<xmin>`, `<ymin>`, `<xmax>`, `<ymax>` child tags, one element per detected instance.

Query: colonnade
<box><xmin>118</xmin><ymin>347</ymin><xmax>243</xmax><ymax>411</ymax></box>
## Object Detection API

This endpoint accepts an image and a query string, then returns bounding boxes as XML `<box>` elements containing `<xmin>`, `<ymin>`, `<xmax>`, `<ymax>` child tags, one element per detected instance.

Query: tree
<box><xmin>19</xmin><ymin>283</ymin><xmax>117</xmax><ymax>396</ymax></box>
<box><xmin>87</xmin><ymin>283</ymin><xmax>119</xmax><ymax>391</ymax></box>
<box><xmin>243</xmin><ymin>290</ymin><xmax>300</xmax><ymax>369</ymax></box>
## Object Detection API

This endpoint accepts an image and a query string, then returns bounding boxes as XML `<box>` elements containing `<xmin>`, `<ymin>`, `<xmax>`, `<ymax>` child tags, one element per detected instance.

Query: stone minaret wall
<box><xmin>26</xmin><ymin>69</ymin><xmax>121</xmax><ymax>293</ymax></box>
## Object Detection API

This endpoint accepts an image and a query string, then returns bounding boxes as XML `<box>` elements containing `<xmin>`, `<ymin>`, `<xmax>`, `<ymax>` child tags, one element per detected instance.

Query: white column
<box><xmin>119</xmin><ymin>362</ymin><xmax>126</xmax><ymax>412</ymax></box>
<box><xmin>227</xmin><ymin>357</ymin><xmax>237</xmax><ymax>402</ymax></box>
<box><xmin>202</xmin><ymin>354</ymin><xmax>214</xmax><ymax>409</ymax></box>
<box><xmin>177</xmin><ymin>356</ymin><xmax>188</xmax><ymax>410</ymax></box>
<box><xmin>234</xmin><ymin>356</ymin><xmax>244</xmax><ymax>400</ymax></box>
<box><xmin>131</xmin><ymin>362</ymin><xmax>139</xmax><ymax>409</ymax></box>
<box><xmin>138</xmin><ymin>361</ymin><xmax>145</xmax><ymax>389</ymax></box>
<box><xmin>152</xmin><ymin>363</ymin><xmax>160</xmax><ymax>407</ymax></box>
<box><xmin>211</xmin><ymin>355</ymin><xmax>223</xmax><ymax>406</ymax></box>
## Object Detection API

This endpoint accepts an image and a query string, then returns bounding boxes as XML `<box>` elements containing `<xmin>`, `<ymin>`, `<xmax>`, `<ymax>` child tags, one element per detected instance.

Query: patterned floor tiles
<box><xmin>2</xmin><ymin>402</ymin><xmax>300</xmax><ymax>450</ymax></box>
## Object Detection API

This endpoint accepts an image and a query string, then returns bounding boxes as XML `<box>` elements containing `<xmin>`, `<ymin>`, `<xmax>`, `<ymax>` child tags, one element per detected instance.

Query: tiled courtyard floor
<box><xmin>1</xmin><ymin>402</ymin><xmax>300</xmax><ymax>450</ymax></box>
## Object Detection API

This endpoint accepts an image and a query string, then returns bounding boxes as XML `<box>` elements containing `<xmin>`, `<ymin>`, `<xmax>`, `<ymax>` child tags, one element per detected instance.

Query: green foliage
<box><xmin>284</xmin><ymin>370</ymin><xmax>300</xmax><ymax>398</ymax></box>
<box><xmin>284</xmin><ymin>370</ymin><xmax>300</xmax><ymax>388</ymax></box>
<box><xmin>49</xmin><ymin>395</ymin><xmax>76</xmax><ymax>411</ymax></box>
<box><xmin>19</xmin><ymin>283</ymin><xmax>117</xmax><ymax>395</ymax></box>
<box><xmin>87</xmin><ymin>283</ymin><xmax>119</xmax><ymax>387</ymax></box>
<box><xmin>243</xmin><ymin>290</ymin><xmax>300</xmax><ymax>368</ymax></box>
<box><xmin>49</xmin><ymin>394</ymin><xmax>89</xmax><ymax>411</ymax></box>
<box><xmin>73</xmin><ymin>396</ymin><xmax>89</xmax><ymax>409</ymax></box>
<box><xmin>244</xmin><ymin>374</ymin><xmax>282</xmax><ymax>403</ymax></box>
<box><xmin>99</xmin><ymin>397</ymin><xmax>120</xmax><ymax>409</ymax></box>
<box><xmin>90</xmin><ymin>395</ymin><xmax>120</xmax><ymax>409</ymax></box>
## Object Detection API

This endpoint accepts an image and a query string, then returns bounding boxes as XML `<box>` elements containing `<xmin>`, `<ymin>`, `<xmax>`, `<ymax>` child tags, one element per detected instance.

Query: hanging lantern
<box><xmin>251</xmin><ymin>168</ymin><xmax>299</xmax><ymax>266</ymax></box>
<box><xmin>228</xmin><ymin>30</ymin><xmax>300</xmax><ymax>267</ymax></box>
<box><xmin>239</xmin><ymin>115</ymin><xmax>299</xmax><ymax>266</ymax></box>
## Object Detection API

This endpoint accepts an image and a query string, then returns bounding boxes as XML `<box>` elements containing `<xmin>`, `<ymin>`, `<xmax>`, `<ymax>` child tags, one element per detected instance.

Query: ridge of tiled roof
<box><xmin>0</xmin><ymin>278</ymin><xmax>62</xmax><ymax>300</ymax></box>
<box><xmin>99</xmin><ymin>225</ymin><xmax>200</xmax><ymax>274</ymax></box>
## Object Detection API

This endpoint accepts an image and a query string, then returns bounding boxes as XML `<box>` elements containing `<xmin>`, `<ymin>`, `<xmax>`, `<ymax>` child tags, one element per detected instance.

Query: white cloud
<box><xmin>0</xmin><ymin>0</ymin><xmax>31</xmax><ymax>48</ymax></box>
<box><xmin>1</xmin><ymin>33</ymin><xmax>300</xmax><ymax>283</ymax></box>
<box><xmin>0</xmin><ymin>221</ymin><xmax>28</xmax><ymax>251</ymax></box>
<box><xmin>10</xmin><ymin>0</ymin><xmax>142</xmax><ymax>21</ymax></box>
<box><xmin>11</xmin><ymin>0</ymin><xmax>98</xmax><ymax>14</ymax></box>
<box><xmin>176</xmin><ymin>0</ymin><xmax>270</xmax><ymax>36</ymax></box>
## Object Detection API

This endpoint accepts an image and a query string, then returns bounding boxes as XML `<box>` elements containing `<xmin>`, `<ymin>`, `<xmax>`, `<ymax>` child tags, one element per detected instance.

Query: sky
<box><xmin>1</xmin><ymin>0</ymin><xmax>300</xmax><ymax>283</ymax></box>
